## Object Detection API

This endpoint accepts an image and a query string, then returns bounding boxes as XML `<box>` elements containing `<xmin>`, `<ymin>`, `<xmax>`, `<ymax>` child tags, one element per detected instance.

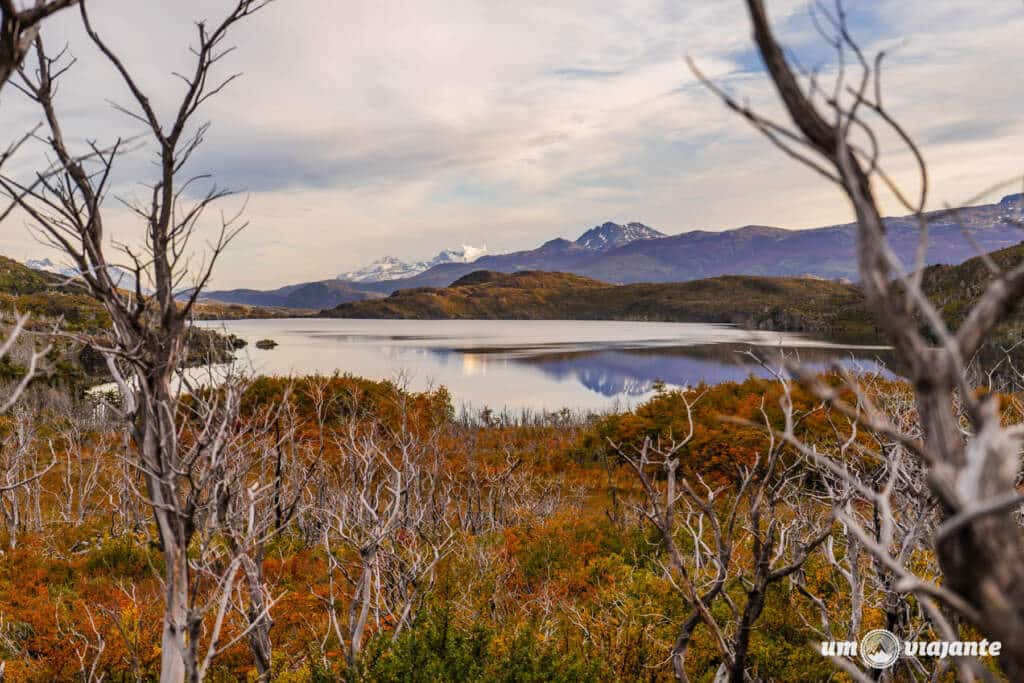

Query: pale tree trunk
<box><xmin>348</xmin><ymin>554</ymin><xmax>376</xmax><ymax>668</ymax></box>
<box><xmin>135</xmin><ymin>378</ymin><xmax>193</xmax><ymax>683</ymax></box>
<box><xmin>695</xmin><ymin>1</ymin><xmax>1024</xmax><ymax>678</ymax></box>
<box><xmin>243</xmin><ymin>555</ymin><xmax>273</xmax><ymax>682</ymax></box>
<box><xmin>160</xmin><ymin>555</ymin><xmax>189</xmax><ymax>683</ymax></box>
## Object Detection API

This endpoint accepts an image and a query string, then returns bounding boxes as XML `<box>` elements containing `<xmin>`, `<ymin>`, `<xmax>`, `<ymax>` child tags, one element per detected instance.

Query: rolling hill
<box><xmin>0</xmin><ymin>256</ymin><xmax>285</xmax><ymax>387</ymax></box>
<box><xmin>918</xmin><ymin>242</ymin><xmax>1024</xmax><ymax>350</ymax></box>
<box><xmin>324</xmin><ymin>241</ymin><xmax>1024</xmax><ymax>354</ymax></box>
<box><xmin>198</xmin><ymin>278</ymin><xmax>384</xmax><ymax>310</ymax></box>
<box><xmin>322</xmin><ymin>270</ymin><xmax>877</xmax><ymax>340</ymax></box>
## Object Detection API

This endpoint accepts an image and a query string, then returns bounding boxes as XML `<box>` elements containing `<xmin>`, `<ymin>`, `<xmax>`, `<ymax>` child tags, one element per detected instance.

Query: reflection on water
<box><xmin>197</xmin><ymin>319</ymin><xmax>892</xmax><ymax>413</ymax></box>
<box><xmin>513</xmin><ymin>347</ymin><xmax>892</xmax><ymax>398</ymax></box>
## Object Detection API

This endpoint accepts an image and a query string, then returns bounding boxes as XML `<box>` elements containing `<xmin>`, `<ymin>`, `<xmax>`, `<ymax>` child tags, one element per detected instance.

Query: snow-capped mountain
<box><xmin>431</xmin><ymin>244</ymin><xmax>488</xmax><ymax>265</ymax></box>
<box><xmin>574</xmin><ymin>222</ymin><xmax>665</xmax><ymax>251</ymax></box>
<box><xmin>195</xmin><ymin>198</ymin><xmax>1024</xmax><ymax>310</ymax></box>
<box><xmin>338</xmin><ymin>256</ymin><xmax>422</xmax><ymax>283</ymax></box>
<box><xmin>339</xmin><ymin>245</ymin><xmax>487</xmax><ymax>283</ymax></box>
<box><xmin>26</xmin><ymin>257</ymin><xmax>141</xmax><ymax>291</ymax></box>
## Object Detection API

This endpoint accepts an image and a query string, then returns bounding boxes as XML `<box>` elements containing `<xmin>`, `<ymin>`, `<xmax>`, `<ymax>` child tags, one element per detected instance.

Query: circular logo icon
<box><xmin>860</xmin><ymin>629</ymin><xmax>901</xmax><ymax>669</ymax></box>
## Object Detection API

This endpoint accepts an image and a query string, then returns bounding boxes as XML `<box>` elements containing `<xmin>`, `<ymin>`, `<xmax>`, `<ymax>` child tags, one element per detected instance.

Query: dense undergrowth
<box><xmin>0</xmin><ymin>370</ymin><xmax>948</xmax><ymax>681</ymax></box>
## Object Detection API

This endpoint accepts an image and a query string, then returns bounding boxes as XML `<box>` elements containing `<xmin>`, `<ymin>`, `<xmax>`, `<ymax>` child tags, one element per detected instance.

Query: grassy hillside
<box><xmin>323</xmin><ymin>243</ymin><xmax>1024</xmax><ymax>348</ymax></box>
<box><xmin>0</xmin><ymin>256</ymin><xmax>62</xmax><ymax>294</ymax></box>
<box><xmin>0</xmin><ymin>256</ymin><xmax>112</xmax><ymax>332</ymax></box>
<box><xmin>0</xmin><ymin>256</ymin><xmax>279</xmax><ymax>388</ymax></box>
<box><xmin>920</xmin><ymin>242</ymin><xmax>1024</xmax><ymax>346</ymax></box>
<box><xmin>323</xmin><ymin>270</ymin><xmax>878</xmax><ymax>340</ymax></box>
<box><xmin>0</xmin><ymin>256</ymin><xmax>292</xmax><ymax>325</ymax></box>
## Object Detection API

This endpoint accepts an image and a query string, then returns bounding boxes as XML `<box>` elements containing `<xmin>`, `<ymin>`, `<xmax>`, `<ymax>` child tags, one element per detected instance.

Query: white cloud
<box><xmin>0</xmin><ymin>1</ymin><xmax>1021</xmax><ymax>288</ymax></box>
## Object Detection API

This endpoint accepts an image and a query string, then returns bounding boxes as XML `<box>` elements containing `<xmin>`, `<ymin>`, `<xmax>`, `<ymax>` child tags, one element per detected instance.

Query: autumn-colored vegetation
<box><xmin>322</xmin><ymin>270</ymin><xmax>877</xmax><ymax>340</ymax></box>
<box><xmin>0</xmin><ymin>257</ymin><xmax>283</xmax><ymax>391</ymax></box>
<box><xmin>0</xmin><ymin>372</ymin><xmax>946</xmax><ymax>681</ymax></box>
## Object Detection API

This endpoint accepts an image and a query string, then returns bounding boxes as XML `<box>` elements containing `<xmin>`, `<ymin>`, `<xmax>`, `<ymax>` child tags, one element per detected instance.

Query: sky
<box><xmin>1</xmin><ymin>0</ymin><xmax>1023</xmax><ymax>289</ymax></box>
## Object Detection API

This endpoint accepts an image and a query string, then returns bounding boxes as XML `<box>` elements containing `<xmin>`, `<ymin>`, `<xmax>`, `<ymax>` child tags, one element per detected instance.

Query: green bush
<box><xmin>355</xmin><ymin>605</ymin><xmax>602</xmax><ymax>682</ymax></box>
<box><xmin>84</xmin><ymin>535</ymin><xmax>157</xmax><ymax>579</ymax></box>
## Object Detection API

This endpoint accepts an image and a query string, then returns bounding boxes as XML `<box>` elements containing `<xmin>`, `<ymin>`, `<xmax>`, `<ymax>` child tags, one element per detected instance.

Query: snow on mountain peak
<box><xmin>454</xmin><ymin>244</ymin><xmax>488</xmax><ymax>262</ymax></box>
<box><xmin>337</xmin><ymin>256</ymin><xmax>420</xmax><ymax>283</ymax></box>
<box><xmin>338</xmin><ymin>244</ymin><xmax>488</xmax><ymax>283</ymax></box>
<box><xmin>575</xmin><ymin>222</ymin><xmax>665</xmax><ymax>251</ymax></box>
<box><xmin>430</xmin><ymin>244</ymin><xmax>488</xmax><ymax>265</ymax></box>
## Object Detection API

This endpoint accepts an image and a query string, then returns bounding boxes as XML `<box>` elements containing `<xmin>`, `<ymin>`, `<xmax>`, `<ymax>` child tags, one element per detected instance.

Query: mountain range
<box><xmin>196</xmin><ymin>197</ymin><xmax>1024</xmax><ymax>310</ymax></box>
<box><xmin>337</xmin><ymin>244</ymin><xmax>489</xmax><ymax>282</ymax></box>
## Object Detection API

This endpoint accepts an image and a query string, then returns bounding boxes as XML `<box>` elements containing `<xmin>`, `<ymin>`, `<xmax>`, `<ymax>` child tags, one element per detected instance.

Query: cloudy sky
<box><xmin>2</xmin><ymin>1</ymin><xmax>1023</xmax><ymax>288</ymax></box>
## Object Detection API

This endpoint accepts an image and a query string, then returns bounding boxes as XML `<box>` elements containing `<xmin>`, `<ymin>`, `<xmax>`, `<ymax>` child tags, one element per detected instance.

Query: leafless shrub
<box><xmin>764</xmin><ymin>367</ymin><xmax>957</xmax><ymax>681</ymax></box>
<box><xmin>615</xmin><ymin>389</ymin><xmax>831</xmax><ymax>682</ymax></box>
<box><xmin>56</xmin><ymin>603</ymin><xmax>107</xmax><ymax>683</ymax></box>
<box><xmin>693</xmin><ymin>1</ymin><xmax>1024</xmax><ymax>678</ymax></box>
<box><xmin>315</xmin><ymin>408</ymin><xmax>455</xmax><ymax>670</ymax></box>
<box><xmin>0</xmin><ymin>405</ymin><xmax>51</xmax><ymax>549</ymax></box>
<box><xmin>44</xmin><ymin>402</ymin><xmax>107</xmax><ymax>526</ymax></box>
<box><xmin>450</xmin><ymin>440</ymin><xmax>580</xmax><ymax>534</ymax></box>
<box><xmin>212</xmin><ymin>387</ymin><xmax>317</xmax><ymax>682</ymax></box>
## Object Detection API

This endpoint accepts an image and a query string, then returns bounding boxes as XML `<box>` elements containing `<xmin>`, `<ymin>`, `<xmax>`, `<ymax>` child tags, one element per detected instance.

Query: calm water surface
<box><xmin>197</xmin><ymin>319</ymin><xmax>890</xmax><ymax>413</ymax></box>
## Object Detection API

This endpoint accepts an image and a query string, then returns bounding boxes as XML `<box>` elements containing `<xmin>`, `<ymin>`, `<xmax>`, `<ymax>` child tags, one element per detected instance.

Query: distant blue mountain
<box><xmin>200</xmin><ymin>197</ymin><xmax>1024</xmax><ymax>308</ymax></box>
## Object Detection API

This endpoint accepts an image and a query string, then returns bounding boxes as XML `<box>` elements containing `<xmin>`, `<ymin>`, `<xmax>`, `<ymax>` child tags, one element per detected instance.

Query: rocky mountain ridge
<box><xmin>199</xmin><ymin>196</ymin><xmax>1024</xmax><ymax>309</ymax></box>
<box><xmin>574</xmin><ymin>222</ymin><xmax>665</xmax><ymax>250</ymax></box>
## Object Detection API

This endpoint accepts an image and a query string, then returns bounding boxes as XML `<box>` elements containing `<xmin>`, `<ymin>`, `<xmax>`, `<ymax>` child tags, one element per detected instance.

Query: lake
<box><xmin>196</xmin><ymin>319</ymin><xmax>891</xmax><ymax>414</ymax></box>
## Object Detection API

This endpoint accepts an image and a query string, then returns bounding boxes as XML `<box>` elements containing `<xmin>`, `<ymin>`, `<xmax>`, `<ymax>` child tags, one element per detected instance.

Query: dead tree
<box><xmin>615</xmin><ymin>391</ymin><xmax>831</xmax><ymax>682</ymax></box>
<box><xmin>695</xmin><ymin>1</ymin><xmax>1024</xmax><ymax>678</ymax></box>
<box><xmin>1</xmin><ymin>1</ymin><xmax>274</xmax><ymax>680</ymax></box>
<box><xmin>214</xmin><ymin>389</ymin><xmax>316</xmax><ymax>683</ymax></box>
<box><xmin>46</xmin><ymin>401</ymin><xmax>105</xmax><ymax>525</ymax></box>
<box><xmin>771</xmin><ymin>369</ymin><xmax>949</xmax><ymax>681</ymax></box>
<box><xmin>0</xmin><ymin>0</ymin><xmax>77</xmax><ymax>89</ymax></box>
<box><xmin>450</xmin><ymin>438</ymin><xmax>575</xmax><ymax>535</ymax></box>
<box><xmin>0</xmin><ymin>405</ymin><xmax>51</xmax><ymax>549</ymax></box>
<box><xmin>55</xmin><ymin>603</ymin><xmax>106</xmax><ymax>683</ymax></box>
<box><xmin>0</xmin><ymin>315</ymin><xmax>49</xmax><ymax>414</ymax></box>
<box><xmin>94</xmin><ymin>583</ymin><xmax>146</xmax><ymax>682</ymax></box>
<box><xmin>0</xmin><ymin>3</ymin><xmax>105</xmax><ymax>433</ymax></box>
<box><xmin>316</xmin><ymin>409</ymin><xmax>455</xmax><ymax>674</ymax></box>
